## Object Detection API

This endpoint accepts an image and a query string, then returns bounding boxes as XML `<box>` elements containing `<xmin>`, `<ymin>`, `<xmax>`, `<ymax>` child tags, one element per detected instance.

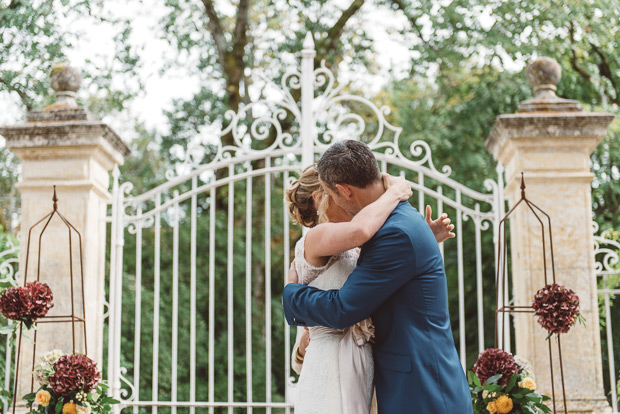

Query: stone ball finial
<box><xmin>518</xmin><ymin>56</ymin><xmax>582</xmax><ymax>112</ymax></box>
<box><xmin>525</xmin><ymin>57</ymin><xmax>562</xmax><ymax>98</ymax></box>
<box><xmin>49</xmin><ymin>64</ymin><xmax>82</xmax><ymax>107</ymax></box>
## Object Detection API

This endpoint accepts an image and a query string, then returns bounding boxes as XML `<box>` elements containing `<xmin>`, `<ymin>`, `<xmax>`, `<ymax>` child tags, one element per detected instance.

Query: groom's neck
<box><xmin>355</xmin><ymin>181</ymin><xmax>387</xmax><ymax>210</ymax></box>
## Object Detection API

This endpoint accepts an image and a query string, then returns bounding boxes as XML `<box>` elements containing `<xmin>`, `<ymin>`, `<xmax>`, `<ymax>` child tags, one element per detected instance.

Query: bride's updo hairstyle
<box><xmin>285</xmin><ymin>164</ymin><xmax>330</xmax><ymax>228</ymax></box>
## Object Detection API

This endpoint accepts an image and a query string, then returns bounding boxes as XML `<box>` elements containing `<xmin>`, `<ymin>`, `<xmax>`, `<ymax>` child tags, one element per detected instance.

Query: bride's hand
<box><xmin>382</xmin><ymin>173</ymin><xmax>412</xmax><ymax>201</ymax></box>
<box><xmin>299</xmin><ymin>327</ymin><xmax>310</xmax><ymax>357</ymax></box>
<box><xmin>425</xmin><ymin>205</ymin><xmax>455</xmax><ymax>243</ymax></box>
<box><xmin>287</xmin><ymin>260</ymin><xmax>299</xmax><ymax>284</ymax></box>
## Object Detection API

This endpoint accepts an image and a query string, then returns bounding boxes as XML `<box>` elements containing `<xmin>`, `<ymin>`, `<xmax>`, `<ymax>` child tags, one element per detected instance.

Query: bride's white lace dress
<box><xmin>293</xmin><ymin>235</ymin><xmax>375</xmax><ymax>414</ymax></box>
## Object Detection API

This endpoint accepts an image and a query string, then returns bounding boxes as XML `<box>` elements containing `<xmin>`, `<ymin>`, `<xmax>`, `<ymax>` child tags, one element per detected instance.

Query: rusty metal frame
<box><xmin>12</xmin><ymin>186</ymin><xmax>88</xmax><ymax>413</ymax></box>
<box><xmin>494</xmin><ymin>174</ymin><xmax>567</xmax><ymax>414</ymax></box>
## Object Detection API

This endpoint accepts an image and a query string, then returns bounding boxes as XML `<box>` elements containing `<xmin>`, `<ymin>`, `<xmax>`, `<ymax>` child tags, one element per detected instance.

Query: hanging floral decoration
<box><xmin>0</xmin><ymin>281</ymin><xmax>54</xmax><ymax>329</ymax></box>
<box><xmin>532</xmin><ymin>283</ymin><xmax>582</xmax><ymax>335</ymax></box>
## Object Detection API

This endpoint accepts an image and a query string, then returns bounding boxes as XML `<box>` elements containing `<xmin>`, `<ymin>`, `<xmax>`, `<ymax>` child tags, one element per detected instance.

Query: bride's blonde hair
<box><xmin>285</xmin><ymin>164</ymin><xmax>330</xmax><ymax>228</ymax></box>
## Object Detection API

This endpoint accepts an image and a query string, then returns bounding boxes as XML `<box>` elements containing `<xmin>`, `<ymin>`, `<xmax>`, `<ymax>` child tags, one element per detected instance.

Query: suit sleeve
<box><xmin>282</xmin><ymin>225</ymin><xmax>416</xmax><ymax>329</ymax></box>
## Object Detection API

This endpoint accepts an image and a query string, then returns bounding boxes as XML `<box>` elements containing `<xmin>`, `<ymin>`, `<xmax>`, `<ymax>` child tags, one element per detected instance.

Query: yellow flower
<box><xmin>62</xmin><ymin>402</ymin><xmax>77</xmax><ymax>414</ymax></box>
<box><xmin>35</xmin><ymin>390</ymin><xmax>51</xmax><ymax>407</ymax></box>
<box><xmin>486</xmin><ymin>401</ymin><xmax>498</xmax><ymax>413</ymax></box>
<box><xmin>495</xmin><ymin>395</ymin><xmax>513</xmax><ymax>414</ymax></box>
<box><xmin>519</xmin><ymin>377</ymin><xmax>536</xmax><ymax>391</ymax></box>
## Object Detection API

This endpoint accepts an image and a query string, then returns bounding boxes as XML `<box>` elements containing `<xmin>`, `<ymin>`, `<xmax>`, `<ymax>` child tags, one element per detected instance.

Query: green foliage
<box><xmin>387</xmin><ymin>0</ymin><xmax>620</xmax><ymax>229</ymax></box>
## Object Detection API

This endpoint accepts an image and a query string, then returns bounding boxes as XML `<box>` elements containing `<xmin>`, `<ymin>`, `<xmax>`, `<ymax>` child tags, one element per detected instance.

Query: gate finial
<box><xmin>303</xmin><ymin>32</ymin><xmax>315</xmax><ymax>50</ymax></box>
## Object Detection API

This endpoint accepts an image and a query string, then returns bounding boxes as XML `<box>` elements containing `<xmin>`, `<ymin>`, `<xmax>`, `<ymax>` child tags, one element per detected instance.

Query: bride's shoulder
<box><xmin>294</xmin><ymin>235</ymin><xmax>331</xmax><ymax>285</ymax></box>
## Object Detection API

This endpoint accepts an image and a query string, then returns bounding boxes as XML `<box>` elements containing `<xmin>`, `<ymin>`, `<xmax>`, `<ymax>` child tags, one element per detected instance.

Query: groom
<box><xmin>282</xmin><ymin>140</ymin><xmax>472</xmax><ymax>413</ymax></box>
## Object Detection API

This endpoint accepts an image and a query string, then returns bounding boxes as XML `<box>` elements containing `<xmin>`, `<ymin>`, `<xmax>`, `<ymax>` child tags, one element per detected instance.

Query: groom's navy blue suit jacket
<box><xmin>282</xmin><ymin>201</ymin><xmax>472</xmax><ymax>414</ymax></box>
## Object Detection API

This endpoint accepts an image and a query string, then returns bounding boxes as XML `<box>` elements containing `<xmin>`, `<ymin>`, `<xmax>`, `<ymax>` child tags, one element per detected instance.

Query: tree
<box><xmin>386</xmin><ymin>0</ymin><xmax>620</xmax><ymax>227</ymax></box>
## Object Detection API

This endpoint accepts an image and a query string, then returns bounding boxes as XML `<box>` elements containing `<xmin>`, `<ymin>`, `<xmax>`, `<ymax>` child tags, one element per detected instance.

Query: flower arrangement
<box><xmin>0</xmin><ymin>281</ymin><xmax>54</xmax><ymax>329</ymax></box>
<box><xmin>23</xmin><ymin>350</ymin><xmax>118</xmax><ymax>414</ymax></box>
<box><xmin>469</xmin><ymin>348</ymin><xmax>551</xmax><ymax>414</ymax></box>
<box><xmin>532</xmin><ymin>283</ymin><xmax>584</xmax><ymax>337</ymax></box>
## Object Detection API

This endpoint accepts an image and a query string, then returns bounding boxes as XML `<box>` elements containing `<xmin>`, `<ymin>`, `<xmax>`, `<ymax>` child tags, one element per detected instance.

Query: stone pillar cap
<box><xmin>519</xmin><ymin>56</ymin><xmax>582</xmax><ymax>113</ymax></box>
<box><xmin>27</xmin><ymin>64</ymin><xmax>92</xmax><ymax>122</ymax></box>
<box><xmin>0</xmin><ymin>64</ymin><xmax>130</xmax><ymax>158</ymax></box>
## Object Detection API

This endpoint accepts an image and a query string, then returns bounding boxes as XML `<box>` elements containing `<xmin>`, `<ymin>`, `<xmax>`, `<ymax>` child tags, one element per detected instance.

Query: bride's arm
<box><xmin>304</xmin><ymin>175</ymin><xmax>411</xmax><ymax>263</ymax></box>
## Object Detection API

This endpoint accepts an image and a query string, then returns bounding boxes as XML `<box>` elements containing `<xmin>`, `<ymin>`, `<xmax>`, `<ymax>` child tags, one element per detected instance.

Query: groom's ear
<box><xmin>335</xmin><ymin>183</ymin><xmax>353</xmax><ymax>200</ymax></box>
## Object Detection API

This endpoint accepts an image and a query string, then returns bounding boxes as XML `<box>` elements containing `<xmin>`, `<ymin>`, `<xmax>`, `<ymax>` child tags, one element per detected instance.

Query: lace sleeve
<box><xmin>294</xmin><ymin>235</ymin><xmax>330</xmax><ymax>286</ymax></box>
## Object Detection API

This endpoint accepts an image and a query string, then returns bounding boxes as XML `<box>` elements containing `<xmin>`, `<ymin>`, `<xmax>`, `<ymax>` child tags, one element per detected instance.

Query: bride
<box><xmin>284</xmin><ymin>165</ymin><xmax>454</xmax><ymax>414</ymax></box>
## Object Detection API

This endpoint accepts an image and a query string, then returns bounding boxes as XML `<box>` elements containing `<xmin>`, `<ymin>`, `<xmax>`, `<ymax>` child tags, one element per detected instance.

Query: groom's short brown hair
<box><xmin>317</xmin><ymin>140</ymin><xmax>381</xmax><ymax>190</ymax></box>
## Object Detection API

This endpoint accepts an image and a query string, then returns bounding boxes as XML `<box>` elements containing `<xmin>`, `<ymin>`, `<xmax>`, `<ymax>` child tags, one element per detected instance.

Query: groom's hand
<box><xmin>426</xmin><ymin>205</ymin><xmax>455</xmax><ymax>243</ymax></box>
<box><xmin>287</xmin><ymin>261</ymin><xmax>299</xmax><ymax>284</ymax></box>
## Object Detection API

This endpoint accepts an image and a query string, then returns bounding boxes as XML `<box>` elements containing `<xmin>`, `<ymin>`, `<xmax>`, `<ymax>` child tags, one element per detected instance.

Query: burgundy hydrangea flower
<box><xmin>472</xmin><ymin>348</ymin><xmax>519</xmax><ymax>385</ymax></box>
<box><xmin>26</xmin><ymin>281</ymin><xmax>54</xmax><ymax>318</ymax></box>
<box><xmin>0</xmin><ymin>286</ymin><xmax>32</xmax><ymax>320</ymax></box>
<box><xmin>49</xmin><ymin>354</ymin><xmax>100</xmax><ymax>396</ymax></box>
<box><xmin>532</xmin><ymin>283</ymin><xmax>580</xmax><ymax>335</ymax></box>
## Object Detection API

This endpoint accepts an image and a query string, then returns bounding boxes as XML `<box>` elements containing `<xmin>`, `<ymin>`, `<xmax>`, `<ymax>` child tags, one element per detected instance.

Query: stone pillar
<box><xmin>486</xmin><ymin>57</ymin><xmax>614</xmax><ymax>413</ymax></box>
<box><xmin>0</xmin><ymin>65</ymin><xmax>129</xmax><ymax>402</ymax></box>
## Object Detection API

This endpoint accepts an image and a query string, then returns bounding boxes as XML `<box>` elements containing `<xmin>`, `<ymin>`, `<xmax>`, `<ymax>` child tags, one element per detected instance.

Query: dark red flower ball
<box><xmin>0</xmin><ymin>286</ymin><xmax>32</xmax><ymax>320</ymax></box>
<box><xmin>49</xmin><ymin>354</ymin><xmax>100</xmax><ymax>396</ymax></box>
<box><xmin>532</xmin><ymin>283</ymin><xmax>580</xmax><ymax>335</ymax></box>
<box><xmin>26</xmin><ymin>281</ymin><xmax>54</xmax><ymax>318</ymax></box>
<box><xmin>472</xmin><ymin>348</ymin><xmax>519</xmax><ymax>385</ymax></box>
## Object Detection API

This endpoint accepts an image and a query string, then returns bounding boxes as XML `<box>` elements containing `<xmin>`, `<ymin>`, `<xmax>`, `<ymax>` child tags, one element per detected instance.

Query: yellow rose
<box><xmin>519</xmin><ymin>377</ymin><xmax>536</xmax><ymax>391</ymax></box>
<box><xmin>495</xmin><ymin>395</ymin><xmax>513</xmax><ymax>414</ymax></box>
<box><xmin>35</xmin><ymin>390</ymin><xmax>51</xmax><ymax>407</ymax></box>
<box><xmin>486</xmin><ymin>401</ymin><xmax>498</xmax><ymax>413</ymax></box>
<box><xmin>62</xmin><ymin>402</ymin><xmax>77</xmax><ymax>414</ymax></box>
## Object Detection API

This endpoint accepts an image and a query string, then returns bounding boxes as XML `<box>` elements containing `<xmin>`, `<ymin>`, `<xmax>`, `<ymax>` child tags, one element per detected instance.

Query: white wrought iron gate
<box><xmin>105</xmin><ymin>34</ymin><xmax>506</xmax><ymax>413</ymax></box>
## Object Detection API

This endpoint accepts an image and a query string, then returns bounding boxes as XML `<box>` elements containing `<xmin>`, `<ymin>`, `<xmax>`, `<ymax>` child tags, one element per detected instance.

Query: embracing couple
<box><xmin>282</xmin><ymin>140</ymin><xmax>472</xmax><ymax>414</ymax></box>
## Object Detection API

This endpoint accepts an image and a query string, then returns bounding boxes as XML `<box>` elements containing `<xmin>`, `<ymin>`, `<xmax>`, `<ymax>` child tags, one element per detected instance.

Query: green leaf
<box><xmin>525</xmin><ymin>394</ymin><xmax>542</xmax><ymax>403</ymax></box>
<box><xmin>468</xmin><ymin>371</ymin><xmax>482</xmax><ymax>388</ymax></box>
<box><xmin>23</xmin><ymin>392</ymin><xmax>37</xmax><ymax>401</ymax></box>
<box><xmin>55</xmin><ymin>397</ymin><xmax>64</xmax><ymax>414</ymax></box>
<box><xmin>0</xmin><ymin>323</ymin><xmax>17</xmax><ymax>335</ymax></box>
<box><xmin>484</xmin><ymin>374</ymin><xmax>502</xmax><ymax>385</ymax></box>
<box><xmin>101</xmin><ymin>397</ymin><xmax>119</xmax><ymax>405</ymax></box>
<box><xmin>481</xmin><ymin>384</ymin><xmax>503</xmax><ymax>392</ymax></box>
<box><xmin>505</xmin><ymin>373</ymin><xmax>518</xmax><ymax>392</ymax></box>
<box><xmin>538</xmin><ymin>403</ymin><xmax>552</xmax><ymax>413</ymax></box>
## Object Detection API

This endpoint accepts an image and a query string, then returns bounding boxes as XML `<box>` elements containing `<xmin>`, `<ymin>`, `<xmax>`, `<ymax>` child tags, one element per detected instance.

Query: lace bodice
<box><xmin>294</xmin><ymin>235</ymin><xmax>359</xmax><ymax>289</ymax></box>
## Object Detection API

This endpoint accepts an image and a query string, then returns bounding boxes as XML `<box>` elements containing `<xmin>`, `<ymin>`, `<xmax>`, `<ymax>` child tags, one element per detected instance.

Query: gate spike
<box><xmin>520</xmin><ymin>172</ymin><xmax>526</xmax><ymax>199</ymax></box>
